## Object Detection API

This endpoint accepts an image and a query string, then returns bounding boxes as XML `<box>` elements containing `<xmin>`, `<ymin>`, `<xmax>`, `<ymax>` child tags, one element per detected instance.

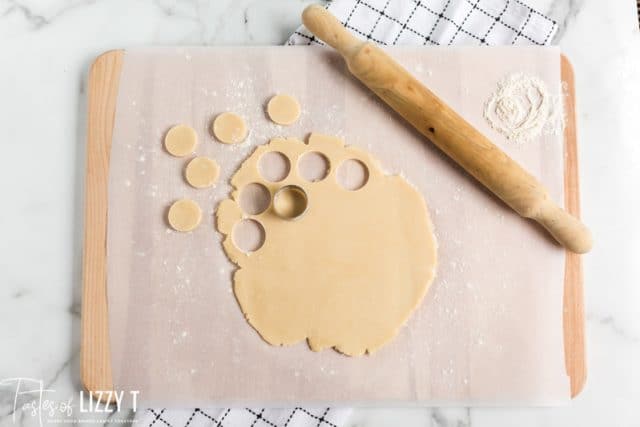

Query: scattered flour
<box><xmin>483</xmin><ymin>73</ymin><xmax>565</xmax><ymax>144</ymax></box>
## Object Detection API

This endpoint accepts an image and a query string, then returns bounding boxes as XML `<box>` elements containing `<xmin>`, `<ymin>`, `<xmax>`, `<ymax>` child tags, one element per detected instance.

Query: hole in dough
<box><xmin>185</xmin><ymin>156</ymin><xmax>220</xmax><ymax>189</ymax></box>
<box><xmin>232</xmin><ymin>219</ymin><xmax>266</xmax><ymax>253</ymax></box>
<box><xmin>273</xmin><ymin>185</ymin><xmax>308</xmax><ymax>220</ymax></box>
<box><xmin>239</xmin><ymin>183</ymin><xmax>271</xmax><ymax>215</ymax></box>
<box><xmin>298</xmin><ymin>151</ymin><xmax>329</xmax><ymax>182</ymax></box>
<box><xmin>337</xmin><ymin>159</ymin><xmax>369</xmax><ymax>191</ymax></box>
<box><xmin>164</xmin><ymin>124</ymin><xmax>198</xmax><ymax>157</ymax></box>
<box><xmin>258</xmin><ymin>151</ymin><xmax>291</xmax><ymax>182</ymax></box>
<box><xmin>267</xmin><ymin>94</ymin><xmax>301</xmax><ymax>125</ymax></box>
<box><xmin>167</xmin><ymin>199</ymin><xmax>202</xmax><ymax>232</ymax></box>
<box><xmin>212</xmin><ymin>112</ymin><xmax>248</xmax><ymax>144</ymax></box>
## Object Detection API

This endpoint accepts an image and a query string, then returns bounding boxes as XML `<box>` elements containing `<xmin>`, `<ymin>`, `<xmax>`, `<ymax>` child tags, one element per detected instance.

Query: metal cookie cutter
<box><xmin>273</xmin><ymin>185</ymin><xmax>308</xmax><ymax>220</ymax></box>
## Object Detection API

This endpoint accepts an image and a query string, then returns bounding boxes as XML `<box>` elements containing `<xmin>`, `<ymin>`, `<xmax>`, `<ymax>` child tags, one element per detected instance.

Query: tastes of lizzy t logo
<box><xmin>0</xmin><ymin>377</ymin><xmax>139</xmax><ymax>426</ymax></box>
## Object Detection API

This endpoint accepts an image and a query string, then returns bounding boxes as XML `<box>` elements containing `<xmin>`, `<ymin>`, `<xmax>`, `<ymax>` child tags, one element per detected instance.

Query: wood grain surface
<box><xmin>81</xmin><ymin>49</ymin><xmax>123</xmax><ymax>399</ymax></box>
<box><xmin>80</xmin><ymin>49</ymin><xmax>586</xmax><ymax>401</ymax></box>
<box><xmin>561</xmin><ymin>54</ymin><xmax>587</xmax><ymax>397</ymax></box>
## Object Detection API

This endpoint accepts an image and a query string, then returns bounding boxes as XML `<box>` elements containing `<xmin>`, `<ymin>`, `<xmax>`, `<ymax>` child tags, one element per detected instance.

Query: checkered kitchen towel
<box><xmin>139</xmin><ymin>1</ymin><xmax>556</xmax><ymax>426</ymax></box>
<box><xmin>138</xmin><ymin>408</ymin><xmax>347</xmax><ymax>427</ymax></box>
<box><xmin>288</xmin><ymin>0</ymin><xmax>557</xmax><ymax>46</ymax></box>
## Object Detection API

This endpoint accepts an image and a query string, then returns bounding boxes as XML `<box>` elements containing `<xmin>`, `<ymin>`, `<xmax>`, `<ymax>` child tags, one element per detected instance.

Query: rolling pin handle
<box><xmin>533</xmin><ymin>200</ymin><xmax>593</xmax><ymax>254</ymax></box>
<box><xmin>302</xmin><ymin>5</ymin><xmax>362</xmax><ymax>55</ymax></box>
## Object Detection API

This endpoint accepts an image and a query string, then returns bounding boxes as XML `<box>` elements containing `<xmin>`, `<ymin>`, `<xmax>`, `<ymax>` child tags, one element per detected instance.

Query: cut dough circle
<box><xmin>168</xmin><ymin>199</ymin><xmax>202</xmax><ymax>232</ymax></box>
<box><xmin>212</xmin><ymin>112</ymin><xmax>248</xmax><ymax>144</ymax></box>
<box><xmin>164</xmin><ymin>124</ymin><xmax>198</xmax><ymax>157</ymax></box>
<box><xmin>267</xmin><ymin>94</ymin><xmax>301</xmax><ymax>125</ymax></box>
<box><xmin>216</xmin><ymin>134</ymin><xmax>438</xmax><ymax>356</ymax></box>
<box><xmin>185</xmin><ymin>156</ymin><xmax>220</xmax><ymax>189</ymax></box>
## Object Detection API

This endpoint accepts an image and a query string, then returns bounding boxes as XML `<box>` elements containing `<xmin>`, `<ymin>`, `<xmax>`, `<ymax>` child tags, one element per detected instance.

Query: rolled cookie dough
<box><xmin>267</xmin><ymin>94</ymin><xmax>301</xmax><ymax>125</ymax></box>
<box><xmin>212</xmin><ymin>112</ymin><xmax>248</xmax><ymax>144</ymax></box>
<box><xmin>168</xmin><ymin>199</ymin><xmax>202</xmax><ymax>232</ymax></box>
<box><xmin>164</xmin><ymin>124</ymin><xmax>198</xmax><ymax>157</ymax></box>
<box><xmin>216</xmin><ymin>134</ymin><xmax>438</xmax><ymax>356</ymax></box>
<box><xmin>185</xmin><ymin>156</ymin><xmax>220</xmax><ymax>189</ymax></box>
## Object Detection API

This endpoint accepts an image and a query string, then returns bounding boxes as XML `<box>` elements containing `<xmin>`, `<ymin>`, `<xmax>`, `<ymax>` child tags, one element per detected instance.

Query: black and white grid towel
<box><xmin>140</xmin><ymin>408</ymin><xmax>347</xmax><ymax>427</ymax></box>
<box><xmin>288</xmin><ymin>0</ymin><xmax>557</xmax><ymax>46</ymax></box>
<box><xmin>139</xmin><ymin>1</ymin><xmax>556</xmax><ymax>426</ymax></box>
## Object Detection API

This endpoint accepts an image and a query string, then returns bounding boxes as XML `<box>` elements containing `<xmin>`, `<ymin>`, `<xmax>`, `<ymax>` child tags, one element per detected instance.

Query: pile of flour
<box><xmin>483</xmin><ymin>73</ymin><xmax>565</xmax><ymax>144</ymax></box>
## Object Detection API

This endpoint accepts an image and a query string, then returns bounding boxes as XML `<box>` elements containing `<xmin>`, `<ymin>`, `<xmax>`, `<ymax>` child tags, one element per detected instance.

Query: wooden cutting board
<box><xmin>81</xmin><ymin>48</ymin><xmax>585</xmax><ymax>401</ymax></box>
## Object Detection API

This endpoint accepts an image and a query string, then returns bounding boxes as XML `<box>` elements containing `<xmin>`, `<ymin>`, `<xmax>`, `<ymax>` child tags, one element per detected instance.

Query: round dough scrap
<box><xmin>216</xmin><ymin>134</ymin><xmax>437</xmax><ymax>356</ymax></box>
<box><xmin>185</xmin><ymin>156</ymin><xmax>220</xmax><ymax>189</ymax></box>
<box><xmin>267</xmin><ymin>94</ymin><xmax>301</xmax><ymax>125</ymax></box>
<box><xmin>164</xmin><ymin>124</ymin><xmax>198</xmax><ymax>157</ymax></box>
<box><xmin>168</xmin><ymin>199</ymin><xmax>202</xmax><ymax>232</ymax></box>
<box><xmin>212</xmin><ymin>112</ymin><xmax>248</xmax><ymax>144</ymax></box>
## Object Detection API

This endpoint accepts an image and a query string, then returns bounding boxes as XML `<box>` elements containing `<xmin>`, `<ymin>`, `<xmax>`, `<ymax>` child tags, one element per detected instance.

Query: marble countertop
<box><xmin>0</xmin><ymin>0</ymin><xmax>638</xmax><ymax>426</ymax></box>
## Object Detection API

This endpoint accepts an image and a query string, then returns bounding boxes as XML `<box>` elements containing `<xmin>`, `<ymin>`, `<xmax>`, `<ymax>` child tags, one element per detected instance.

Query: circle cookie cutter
<box><xmin>273</xmin><ymin>185</ymin><xmax>309</xmax><ymax>221</ymax></box>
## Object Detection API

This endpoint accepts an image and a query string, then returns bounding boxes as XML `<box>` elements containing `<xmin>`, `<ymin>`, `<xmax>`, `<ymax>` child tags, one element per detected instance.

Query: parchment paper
<box><xmin>106</xmin><ymin>46</ymin><xmax>569</xmax><ymax>405</ymax></box>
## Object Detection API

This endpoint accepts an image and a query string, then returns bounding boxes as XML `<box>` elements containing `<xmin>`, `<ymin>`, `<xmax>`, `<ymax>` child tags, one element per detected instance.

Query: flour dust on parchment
<box><xmin>483</xmin><ymin>73</ymin><xmax>565</xmax><ymax>144</ymax></box>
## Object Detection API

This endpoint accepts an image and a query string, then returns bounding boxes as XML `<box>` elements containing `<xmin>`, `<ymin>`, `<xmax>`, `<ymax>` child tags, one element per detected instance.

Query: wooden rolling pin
<box><xmin>302</xmin><ymin>5</ymin><xmax>592</xmax><ymax>254</ymax></box>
